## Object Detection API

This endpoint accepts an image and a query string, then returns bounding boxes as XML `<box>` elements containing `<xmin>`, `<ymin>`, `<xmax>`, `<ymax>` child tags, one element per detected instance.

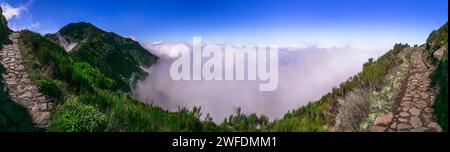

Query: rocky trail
<box><xmin>371</xmin><ymin>48</ymin><xmax>442</xmax><ymax>132</ymax></box>
<box><xmin>0</xmin><ymin>32</ymin><xmax>52</xmax><ymax>128</ymax></box>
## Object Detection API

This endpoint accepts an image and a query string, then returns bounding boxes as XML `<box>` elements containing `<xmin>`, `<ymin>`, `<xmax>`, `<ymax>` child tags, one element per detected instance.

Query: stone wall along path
<box><xmin>0</xmin><ymin>32</ymin><xmax>53</xmax><ymax>128</ymax></box>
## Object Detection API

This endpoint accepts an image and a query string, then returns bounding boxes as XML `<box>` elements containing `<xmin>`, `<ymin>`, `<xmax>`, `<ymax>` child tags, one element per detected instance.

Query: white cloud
<box><xmin>1</xmin><ymin>1</ymin><xmax>40</xmax><ymax>31</ymax></box>
<box><xmin>1</xmin><ymin>2</ymin><xmax>26</xmax><ymax>20</ymax></box>
<box><xmin>135</xmin><ymin>41</ymin><xmax>384</xmax><ymax>122</ymax></box>
<box><xmin>9</xmin><ymin>21</ymin><xmax>39</xmax><ymax>31</ymax></box>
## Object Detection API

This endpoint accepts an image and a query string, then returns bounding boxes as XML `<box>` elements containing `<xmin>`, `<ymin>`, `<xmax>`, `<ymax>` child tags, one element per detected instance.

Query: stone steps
<box><xmin>370</xmin><ymin>48</ymin><xmax>442</xmax><ymax>132</ymax></box>
<box><xmin>0</xmin><ymin>32</ymin><xmax>53</xmax><ymax>128</ymax></box>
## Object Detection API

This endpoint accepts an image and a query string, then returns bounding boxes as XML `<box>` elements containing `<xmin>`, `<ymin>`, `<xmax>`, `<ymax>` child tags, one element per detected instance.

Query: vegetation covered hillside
<box><xmin>426</xmin><ymin>22</ymin><xmax>448</xmax><ymax>131</ymax></box>
<box><xmin>18</xmin><ymin>30</ymin><xmax>212</xmax><ymax>132</ymax></box>
<box><xmin>272</xmin><ymin>22</ymin><xmax>448</xmax><ymax>132</ymax></box>
<box><xmin>0</xmin><ymin>7</ymin><xmax>9</xmax><ymax>44</ymax></box>
<box><xmin>272</xmin><ymin>43</ymin><xmax>409</xmax><ymax>131</ymax></box>
<box><xmin>46</xmin><ymin>22</ymin><xmax>158</xmax><ymax>92</ymax></box>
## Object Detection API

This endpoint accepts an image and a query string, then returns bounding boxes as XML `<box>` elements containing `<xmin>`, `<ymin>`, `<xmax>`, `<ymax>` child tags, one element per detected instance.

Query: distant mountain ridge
<box><xmin>46</xmin><ymin>22</ymin><xmax>158</xmax><ymax>91</ymax></box>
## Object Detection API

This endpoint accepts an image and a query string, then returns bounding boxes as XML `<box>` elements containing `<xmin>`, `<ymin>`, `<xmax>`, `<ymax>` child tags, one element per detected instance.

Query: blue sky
<box><xmin>1</xmin><ymin>0</ymin><xmax>448</xmax><ymax>49</ymax></box>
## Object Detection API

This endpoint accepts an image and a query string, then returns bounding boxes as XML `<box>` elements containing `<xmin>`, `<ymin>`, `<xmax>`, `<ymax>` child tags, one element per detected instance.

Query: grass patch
<box><xmin>272</xmin><ymin>93</ymin><xmax>333</xmax><ymax>132</ymax></box>
<box><xmin>359</xmin><ymin>47</ymin><xmax>410</xmax><ymax>131</ymax></box>
<box><xmin>37</xmin><ymin>77</ymin><xmax>65</xmax><ymax>101</ymax></box>
<box><xmin>48</xmin><ymin>97</ymin><xmax>107</xmax><ymax>132</ymax></box>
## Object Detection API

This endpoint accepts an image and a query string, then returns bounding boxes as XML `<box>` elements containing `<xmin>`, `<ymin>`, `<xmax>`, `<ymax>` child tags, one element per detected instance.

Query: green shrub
<box><xmin>219</xmin><ymin>107</ymin><xmax>273</xmax><ymax>132</ymax></box>
<box><xmin>427</xmin><ymin>23</ymin><xmax>448</xmax><ymax>50</ymax></box>
<box><xmin>71</xmin><ymin>62</ymin><xmax>115</xmax><ymax>90</ymax></box>
<box><xmin>48</xmin><ymin>97</ymin><xmax>107</xmax><ymax>132</ymax></box>
<box><xmin>273</xmin><ymin>116</ymin><xmax>327</xmax><ymax>132</ymax></box>
<box><xmin>359</xmin><ymin>43</ymin><xmax>407</xmax><ymax>90</ymax></box>
<box><xmin>272</xmin><ymin>93</ymin><xmax>332</xmax><ymax>132</ymax></box>
<box><xmin>431</xmin><ymin>58</ymin><xmax>448</xmax><ymax>131</ymax></box>
<box><xmin>0</xmin><ymin>7</ymin><xmax>10</xmax><ymax>45</ymax></box>
<box><xmin>37</xmin><ymin>78</ymin><xmax>64</xmax><ymax>100</ymax></box>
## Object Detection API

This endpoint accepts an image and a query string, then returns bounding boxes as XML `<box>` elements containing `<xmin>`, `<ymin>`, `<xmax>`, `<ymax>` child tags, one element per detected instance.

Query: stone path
<box><xmin>371</xmin><ymin>48</ymin><xmax>442</xmax><ymax>132</ymax></box>
<box><xmin>0</xmin><ymin>32</ymin><xmax>53</xmax><ymax>128</ymax></box>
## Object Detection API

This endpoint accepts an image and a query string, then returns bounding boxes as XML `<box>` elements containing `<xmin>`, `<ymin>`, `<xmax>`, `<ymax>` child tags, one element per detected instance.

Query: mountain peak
<box><xmin>55</xmin><ymin>22</ymin><xmax>104</xmax><ymax>42</ymax></box>
<box><xmin>46</xmin><ymin>21</ymin><xmax>158</xmax><ymax>91</ymax></box>
<box><xmin>60</xmin><ymin>22</ymin><xmax>99</xmax><ymax>31</ymax></box>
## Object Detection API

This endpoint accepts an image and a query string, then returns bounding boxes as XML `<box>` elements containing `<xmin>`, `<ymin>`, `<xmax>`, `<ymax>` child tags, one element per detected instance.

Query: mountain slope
<box><xmin>272</xmin><ymin>22</ymin><xmax>448</xmax><ymax>132</ymax></box>
<box><xmin>46</xmin><ymin>22</ymin><xmax>158</xmax><ymax>92</ymax></box>
<box><xmin>272</xmin><ymin>43</ymin><xmax>409</xmax><ymax>131</ymax></box>
<box><xmin>426</xmin><ymin>22</ymin><xmax>448</xmax><ymax>131</ymax></box>
<box><xmin>18</xmin><ymin>29</ymin><xmax>210</xmax><ymax>132</ymax></box>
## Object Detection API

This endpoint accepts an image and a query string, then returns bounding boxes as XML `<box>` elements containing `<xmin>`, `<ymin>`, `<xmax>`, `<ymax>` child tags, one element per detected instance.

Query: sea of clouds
<box><xmin>134</xmin><ymin>41</ymin><xmax>384</xmax><ymax>122</ymax></box>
